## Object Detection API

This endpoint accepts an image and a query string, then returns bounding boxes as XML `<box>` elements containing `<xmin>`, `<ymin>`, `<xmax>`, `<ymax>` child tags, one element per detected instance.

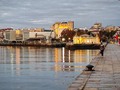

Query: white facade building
<box><xmin>4</xmin><ymin>30</ymin><xmax>29</xmax><ymax>42</ymax></box>
<box><xmin>4</xmin><ymin>30</ymin><xmax>55</xmax><ymax>43</ymax></box>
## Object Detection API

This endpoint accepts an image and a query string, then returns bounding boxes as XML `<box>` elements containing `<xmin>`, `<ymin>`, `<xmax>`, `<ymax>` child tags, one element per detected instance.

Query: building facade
<box><xmin>51</xmin><ymin>21</ymin><xmax>74</xmax><ymax>38</ymax></box>
<box><xmin>4</xmin><ymin>30</ymin><xmax>29</xmax><ymax>42</ymax></box>
<box><xmin>4</xmin><ymin>29</ymin><xmax>55</xmax><ymax>43</ymax></box>
<box><xmin>93</xmin><ymin>23</ymin><xmax>102</xmax><ymax>29</ymax></box>
<box><xmin>90</xmin><ymin>23</ymin><xmax>102</xmax><ymax>31</ymax></box>
<box><xmin>73</xmin><ymin>34</ymin><xmax>100</xmax><ymax>44</ymax></box>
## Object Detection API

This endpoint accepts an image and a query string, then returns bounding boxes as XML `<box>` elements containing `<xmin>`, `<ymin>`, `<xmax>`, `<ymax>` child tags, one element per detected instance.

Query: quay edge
<box><xmin>0</xmin><ymin>43</ymin><xmax>66</xmax><ymax>48</ymax></box>
<box><xmin>65</xmin><ymin>44</ymin><xmax>101</xmax><ymax>50</ymax></box>
<box><xmin>0</xmin><ymin>43</ymin><xmax>101</xmax><ymax>49</ymax></box>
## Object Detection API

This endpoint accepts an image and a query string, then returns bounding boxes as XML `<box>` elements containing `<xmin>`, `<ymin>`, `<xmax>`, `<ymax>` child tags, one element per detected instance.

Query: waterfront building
<box><xmin>51</xmin><ymin>21</ymin><xmax>74</xmax><ymax>38</ymax></box>
<box><xmin>73</xmin><ymin>34</ymin><xmax>100</xmax><ymax>44</ymax></box>
<box><xmin>0</xmin><ymin>28</ymin><xmax>13</xmax><ymax>41</ymax></box>
<box><xmin>4</xmin><ymin>30</ymin><xmax>29</xmax><ymax>43</ymax></box>
<box><xmin>3</xmin><ymin>29</ymin><xmax>55</xmax><ymax>44</ymax></box>
<box><xmin>28</xmin><ymin>30</ymin><xmax>55</xmax><ymax>43</ymax></box>
<box><xmin>28</xmin><ymin>28</ymin><xmax>44</xmax><ymax>32</ymax></box>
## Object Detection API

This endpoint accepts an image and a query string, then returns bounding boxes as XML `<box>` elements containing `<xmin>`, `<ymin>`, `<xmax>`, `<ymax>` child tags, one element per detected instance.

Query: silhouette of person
<box><xmin>100</xmin><ymin>45</ymin><xmax>105</xmax><ymax>56</ymax></box>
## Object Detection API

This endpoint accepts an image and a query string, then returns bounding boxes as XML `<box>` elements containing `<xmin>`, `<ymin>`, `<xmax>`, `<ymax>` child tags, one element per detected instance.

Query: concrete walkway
<box><xmin>68</xmin><ymin>44</ymin><xmax>120</xmax><ymax>90</ymax></box>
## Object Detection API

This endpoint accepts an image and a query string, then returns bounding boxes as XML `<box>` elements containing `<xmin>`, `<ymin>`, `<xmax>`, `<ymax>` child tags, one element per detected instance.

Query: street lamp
<box><xmin>62</xmin><ymin>38</ymin><xmax>65</xmax><ymax>42</ymax></box>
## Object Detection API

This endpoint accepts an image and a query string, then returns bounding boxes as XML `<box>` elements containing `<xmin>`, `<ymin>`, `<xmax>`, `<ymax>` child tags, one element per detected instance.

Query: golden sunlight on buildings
<box><xmin>16</xmin><ymin>30</ymin><xmax>21</xmax><ymax>35</ymax></box>
<box><xmin>16</xmin><ymin>30</ymin><xmax>23</xmax><ymax>40</ymax></box>
<box><xmin>73</xmin><ymin>34</ymin><xmax>100</xmax><ymax>44</ymax></box>
<box><xmin>51</xmin><ymin>21</ymin><xmax>74</xmax><ymax>38</ymax></box>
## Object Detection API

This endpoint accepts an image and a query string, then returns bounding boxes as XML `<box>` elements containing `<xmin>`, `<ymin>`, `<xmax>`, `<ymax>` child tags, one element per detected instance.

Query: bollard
<box><xmin>86</xmin><ymin>64</ymin><xmax>94</xmax><ymax>71</ymax></box>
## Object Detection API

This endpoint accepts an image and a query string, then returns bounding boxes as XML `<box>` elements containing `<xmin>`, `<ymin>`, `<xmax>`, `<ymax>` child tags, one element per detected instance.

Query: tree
<box><xmin>61</xmin><ymin>29</ymin><xmax>75</xmax><ymax>42</ymax></box>
<box><xmin>76</xmin><ymin>29</ymin><xmax>85</xmax><ymax>36</ymax></box>
<box><xmin>99</xmin><ymin>30</ymin><xmax>117</xmax><ymax>42</ymax></box>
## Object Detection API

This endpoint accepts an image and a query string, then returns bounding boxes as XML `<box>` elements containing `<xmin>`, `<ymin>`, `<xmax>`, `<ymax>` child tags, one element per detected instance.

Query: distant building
<box><xmin>0</xmin><ymin>28</ymin><xmax>13</xmax><ymax>41</ymax></box>
<box><xmin>73</xmin><ymin>34</ymin><xmax>100</xmax><ymax>44</ymax></box>
<box><xmin>89</xmin><ymin>30</ymin><xmax>100</xmax><ymax>35</ymax></box>
<box><xmin>4</xmin><ymin>29</ymin><xmax>55</xmax><ymax>43</ymax></box>
<box><xmin>78</xmin><ymin>27</ymin><xmax>88</xmax><ymax>31</ymax></box>
<box><xmin>90</xmin><ymin>23</ymin><xmax>102</xmax><ymax>31</ymax></box>
<box><xmin>93</xmin><ymin>23</ymin><xmax>102</xmax><ymax>29</ymax></box>
<box><xmin>104</xmin><ymin>26</ymin><xmax>119</xmax><ymax>32</ymax></box>
<box><xmin>28</xmin><ymin>28</ymin><xmax>44</xmax><ymax>32</ymax></box>
<box><xmin>51</xmin><ymin>21</ymin><xmax>74</xmax><ymax>38</ymax></box>
<box><xmin>28</xmin><ymin>30</ymin><xmax>55</xmax><ymax>43</ymax></box>
<box><xmin>4</xmin><ymin>30</ymin><xmax>29</xmax><ymax>42</ymax></box>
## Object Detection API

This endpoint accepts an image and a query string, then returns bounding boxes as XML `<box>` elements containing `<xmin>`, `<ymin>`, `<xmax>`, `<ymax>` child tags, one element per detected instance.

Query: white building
<box><xmin>4</xmin><ymin>30</ymin><xmax>29</xmax><ymax>42</ymax></box>
<box><xmin>28</xmin><ymin>30</ymin><xmax>55</xmax><ymax>43</ymax></box>
<box><xmin>4</xmin><ymin>29</ymin><xmax>55</xmax><ymax>43</ymax></box>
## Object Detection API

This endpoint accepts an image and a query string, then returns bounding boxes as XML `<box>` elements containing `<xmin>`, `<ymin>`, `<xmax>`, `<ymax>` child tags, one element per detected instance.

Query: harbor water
<box><xmin>0</xmin><ymin>46</ymin><xmax>99</xmax><ymax>90</ymax></box>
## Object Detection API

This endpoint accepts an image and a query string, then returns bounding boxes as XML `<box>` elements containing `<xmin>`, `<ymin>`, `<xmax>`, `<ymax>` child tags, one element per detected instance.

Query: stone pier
<box><xmin>68</xmin><ymin>44</ymin><xmax>120</xmax><ymax>90</ymax></box>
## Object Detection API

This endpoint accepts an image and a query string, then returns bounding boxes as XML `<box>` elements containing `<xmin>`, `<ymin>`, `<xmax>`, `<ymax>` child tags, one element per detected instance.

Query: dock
<box><xmin>68</xmin><ymin>44</ymin><xmax>120</xmax><ymax>90</ymax></box>
<box><xmin>66</xmin><ymin>44</ymin><xmax>100</xmax><ymax>50</ymax></box>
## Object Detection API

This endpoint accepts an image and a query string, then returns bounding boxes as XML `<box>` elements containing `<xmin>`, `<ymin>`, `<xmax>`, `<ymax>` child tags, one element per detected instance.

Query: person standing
<box><xmin>100</xmin><ymin>45</ymin><xmax>105</xmax><ymax>56</ymax></box>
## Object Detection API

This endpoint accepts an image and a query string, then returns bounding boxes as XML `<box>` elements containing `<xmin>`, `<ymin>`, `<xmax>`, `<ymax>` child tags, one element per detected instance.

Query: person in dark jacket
<box><xmin>100</xmin><ymin>45</ymin><xmax>105</xmax><ymax>56</ymax></box>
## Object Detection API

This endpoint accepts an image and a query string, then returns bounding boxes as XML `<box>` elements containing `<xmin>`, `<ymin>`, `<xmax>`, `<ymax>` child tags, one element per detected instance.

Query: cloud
<box><xmin>0</xmin><ymin>0</ymin><xmax>120</xmax><ymax>29</ymax></box>
<box><xmin>1</xmin><ymin>12</ymin><xmax>11</xmax><ymax>17</ymax></box>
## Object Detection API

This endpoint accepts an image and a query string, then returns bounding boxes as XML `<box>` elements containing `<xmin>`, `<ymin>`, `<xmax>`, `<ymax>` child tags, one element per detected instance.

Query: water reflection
<box><xmin>0</xmin><ymin>46</ymin><xmax>99</xmax><ymax>90</ymax></box>
<box><xmin>0</xmin><ymin>46</ymin><xmax>99</xmax><ymax>72</ymax></box>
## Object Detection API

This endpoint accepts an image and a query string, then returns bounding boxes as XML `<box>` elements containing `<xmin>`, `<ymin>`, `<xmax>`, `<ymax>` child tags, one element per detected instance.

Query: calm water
<box><xmin>0</xmin><ymin>46</ymin><xmax>99</xmax><ymax>90</ymax></box>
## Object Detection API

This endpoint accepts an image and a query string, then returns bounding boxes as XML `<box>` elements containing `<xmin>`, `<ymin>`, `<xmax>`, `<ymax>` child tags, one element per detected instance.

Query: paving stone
<box><xmin>70</xmin><ymin>83</ymin><xmax>81</xmax><ymax>87</ymax></box>
<box><xmin>100</xmin><ymin>84</ymin><xmax>116</xmax><ymax>88</ymax></box>
<box><xmin>99</xmin><ymin>87</ymin><xmax>117</xmax><ymax>90</ymax></box>
<box><xmin>88</xmin><ymin>79</ymin><xmax>100</xmax><ymax>84</ymax></box>
<box><xmin>84</xmin><ymin>88</ymin><xmax>98</xmax><ymax>90</ymax></box>
<box><xmin>100</xmin><ymin>80</ymin><xmax>115</xmax><ymax>84</ymax></box>
<box><xmin>72</xmin><ymin>80</ymin><xmax>83</xmax><ymax>84</ymax></box>
<box><xmin>67</xmin><ymin>87</ymin><xmax>78</xmax><ymax>90</ymax></box>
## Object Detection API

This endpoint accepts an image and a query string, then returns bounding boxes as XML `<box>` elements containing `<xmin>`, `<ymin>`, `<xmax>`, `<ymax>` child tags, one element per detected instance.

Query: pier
<box><xmin>68</xmin><ymin>44</ymin><xmax>120</xmax><ymax>90</ymax></box>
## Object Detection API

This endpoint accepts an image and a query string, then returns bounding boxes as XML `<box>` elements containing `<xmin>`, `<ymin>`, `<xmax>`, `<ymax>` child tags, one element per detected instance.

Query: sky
<box><xmin>0</xmin><ymin>0</ymin><xmax>120</xmax><ymax>29</ymax></box>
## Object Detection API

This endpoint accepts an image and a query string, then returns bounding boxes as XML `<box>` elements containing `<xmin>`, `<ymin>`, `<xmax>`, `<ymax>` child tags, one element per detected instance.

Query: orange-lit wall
<box><xmin>52</xmin><ymin>21</ymin><xmax>74</xmax><ymax>38</ymax></box>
